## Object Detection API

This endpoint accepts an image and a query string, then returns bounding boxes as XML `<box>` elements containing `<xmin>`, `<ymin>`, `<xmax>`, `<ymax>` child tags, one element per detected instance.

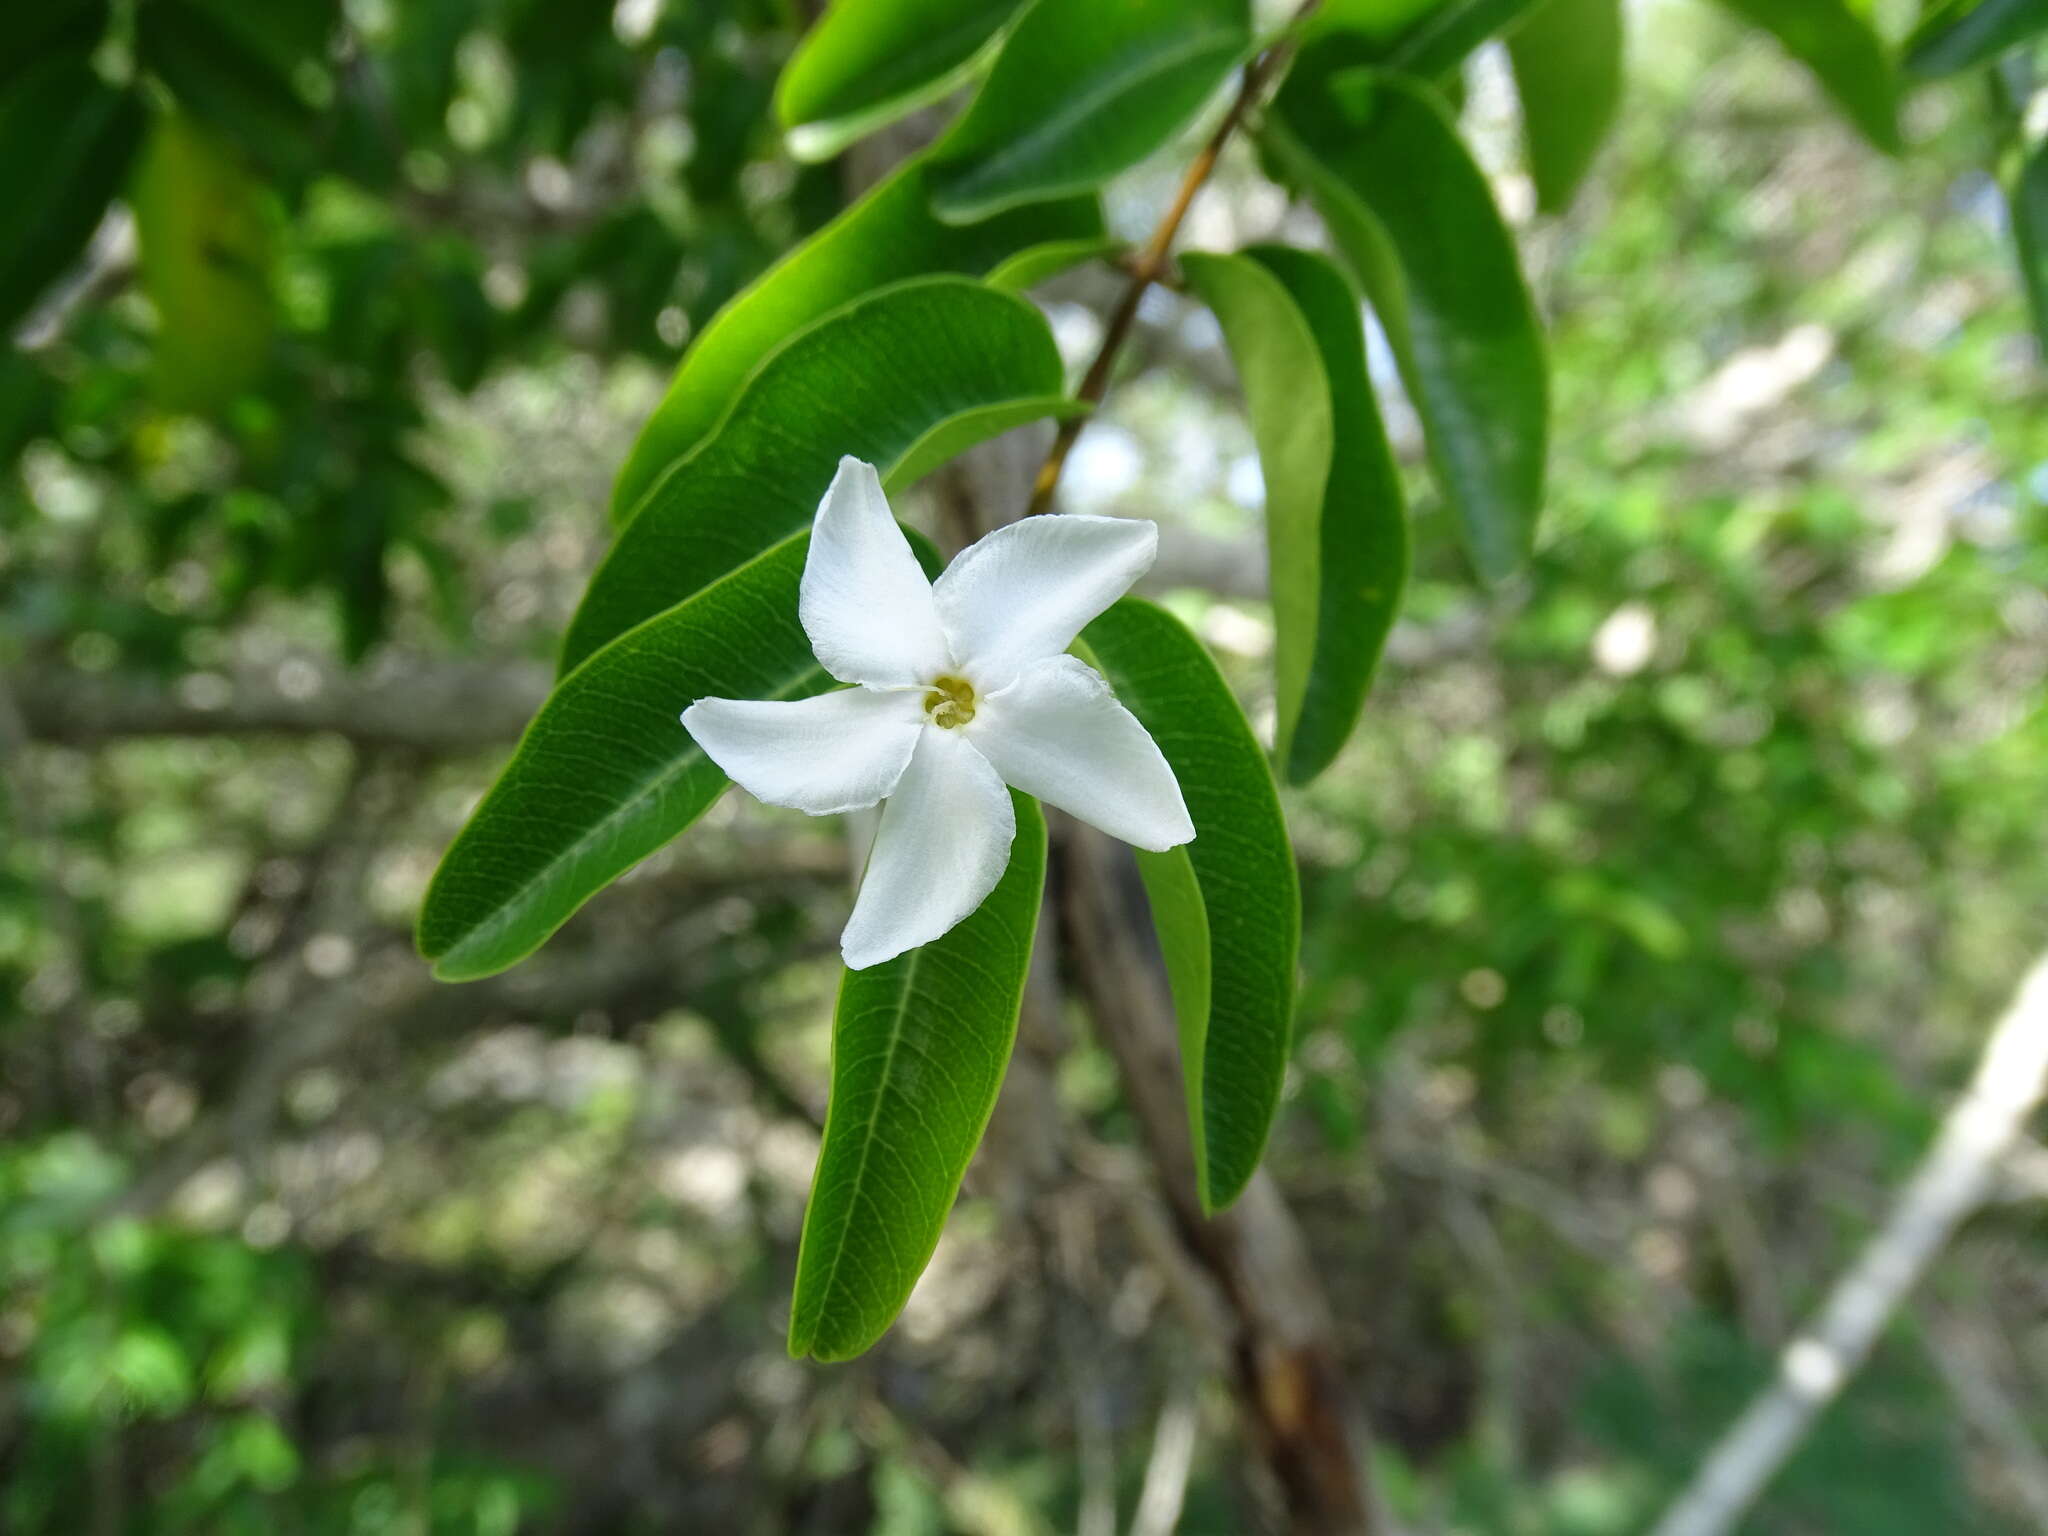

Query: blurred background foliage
<box><xmin>3</xmin><ymin>0</ymin><xmax>2048</xmax><ymax>1532</ymax></box>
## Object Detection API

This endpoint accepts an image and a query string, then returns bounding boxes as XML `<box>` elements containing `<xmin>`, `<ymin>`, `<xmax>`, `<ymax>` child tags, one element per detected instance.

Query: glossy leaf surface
<box><xmin>610</xmin><ymin>160</ymin><xmax>1099</xmax><ymax>523</ymax></box>
<box><xmin>1269</xmin><ymin>63</ymin><xmax>1547</xmax><ymax>583</ymax></box>
<box><xmin>566</xmin><ymin>276</ymin><xmax>1068</xmax><ymax>675</ymax></box>
<box><xmin>1182</xmin><ymin>248</ymin><xmax>1406</xmax><ymax>784</ymax></box>
<box><xmin>926</xmin><ymin>0</ymin><xmax>1251</xmax><ymax>223</ymax></box>
<box><xmin>776</xmin><ymin>0</ymin><xmax>1025</xmax><ymax>162</ymax></box>
<box><xmin>421</xmin><ymin>530</ymin><xmax>927</xmax><ymax>982</ymax></box>
<box><xmin>1079</xmin><ymin>600</ymin><xmax>1298</xmax><ymax>1212</ymax></box>
<box><xmin>787</xmin><ymin>794</ymin><xmax>1046</xmax><ymax>1361</ymax></box>
<box><xmin>1905</xmin><ymin>0</ymin><xmax>2048</xmax><ymax>77</ymax></box>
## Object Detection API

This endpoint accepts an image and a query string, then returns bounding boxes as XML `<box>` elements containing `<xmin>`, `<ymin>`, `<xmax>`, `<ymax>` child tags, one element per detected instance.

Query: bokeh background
<box><xmin>5</xmin><ymin>1</ymin><xmax>2048</xmax><ymax>1532</ymax></box>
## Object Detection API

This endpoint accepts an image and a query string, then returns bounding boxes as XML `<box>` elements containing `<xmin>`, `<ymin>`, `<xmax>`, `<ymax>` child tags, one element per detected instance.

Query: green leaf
<box><xmin>926</xmin><ymin>0</ymin><xmax>1252</xmax><ymax>223</ymax></box>
<box><xmin>1710</xmin><ymin>0</ymin><xmax>1901</xmax><ymax>154</ymax></box>
<box><xmin>136</xmin><ymin>0</ymin><xmax>329</xmax><ymax>168</ymax></box>
<box><xmin>787</xmin><ymin>793</ymin><xmax>1047</xmax><ymax>1361</ymax></box>
<box><xmin>130</xmin><ymin>113</ymin><xmax>275</xmax><ymax>413</ymax></box>
<box><xmin>0</xmin><ymin>55</ymin><xmax>143</xmax><ymax>337</ymax></box>
<box><xmin>1181</xmin><ymin>246</ymin><xmax>1406</xmax><ymax>784</ymax></box>
<box><xmin>1383</xmin><ymin>0</ymin><xmax>1543</xmax><ymax>79</ymax></box>
<box><xmin>1905</xmin><ymin>0</ymin><xmax>2048</xmax><ymax>77</ymax></box>
<box><xmin>418</xmin><ymin>530</ymin><xmax>937</xmax><ymax>982</ymax></box>
<box><xmin>1268</xmin><ymin>63</ymin><xmax>1548</xmax><ymax>583</ymax></box>
<box><xmin>776</xmin><ymin>0</ymin><xmax>1027</xmax><ymax>163</ymax></box>
<box><xmin>565</xmin><ymin>275</ymin><xmax>1069</xmax><ymax>675</ymax></box>
<box><xmin>984</xmin><ymin>236</ymin><xmax>1126</xmax><ymax>292</ymax></box>
<box><xmin>610</xmin><ymin>159</ymin><xmax>1100</xmax><ymax>523</ymax></box>
<box><xmin>1181</xmin><ymin>250</ymin><xmax>1329</xmax><ymax>783</ymax></box>
<box><xmin>0</xmin><ymin>0</ymin><xmax>107</xmax><ymax>92</ymax></box>
<box><xmin>1506</xmin><ymin>0</ymin><xmax>1624</xmax><ymax>213</ymax></box>
<box><xmin>2010</xmin><ymin>136</ymin><xmax>2048</xmax><ymax>358</ymax></box>
<box><xmin>1077</xmin><ymin>599</ymin><xmax>1298</xmax><ymax>1213</ymax></box>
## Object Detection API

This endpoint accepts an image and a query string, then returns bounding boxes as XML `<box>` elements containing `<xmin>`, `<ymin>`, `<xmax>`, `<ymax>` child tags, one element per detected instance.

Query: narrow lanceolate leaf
<box><xmin>1906</xmin><ymin>0</ymin><xmax>2048</xmax><ymax>78</ymax></box>
<box><xmin>788</xmin><ymin>793</ymin><xmax>1046</xmax><ymax>1362</ymax></box>
<box><xmin>926</xmin><ymin>0</ymin><xmax>1252</xmax><ymax>223</ymax></box>
<box><xmin>1183</xmin><ymin>247</ymin><xmax>1407</xmax><ymax>785</ymax></box>
<box><xmin>610</xmin><ymin>160</ymin><xmax>1099</xmax><ymax>522</ymax></box>
<box><xmin>1710</xmin><ymin>0</ymin><xmax>1901</xmax><ymax>155</ymax></box>
<box><xmin>776</xmin><ymin>0</ymin><xmax>1027</xmax><ymax>163</ymax></box>
<box><xmin>1269</xmin><ymin>62</ymin><xmax>1547</xmax><ymax>583</ymax></box>
<box><xmin>419</xmin><ymin>530</ymin><xmax>932</xmax><ymax>982</ymax></box>
<box><xmin>131</xmin><ymin>113</ymin><xmax>275</xmax><ymax>413</ymax></box>
<box><xmin>1245</xmin><ymin>247</ymin><xmax>1407</xmax><ymax>769</ymax></box>
<box><xmin>1182</xmin><ymin>250</ymin><xmax>1330</xmax><ymax>784</ymax></box>
<box><xmin>0</xmin><ymin>57</ymin><xmax>143</xmax><ymax>336</ymax></box>
<box><xmin>1079</xmin><ymin>600</ymin><xmax>1298</xmax><ymax>1213</ymax></box>
<box><xmin>2010</xmin><ymin>138</ymin><xmax>2048</xmax><ymax>358</ymax></box>
<box><xmin>565</xmin><ymin>276</ymin><xmax>1070</xmax><ymax>675</ymax></box>
<box><xmin>1507</xmin><ymin>0</ymin><xmax>1624</xmax><ymax>213</ymax></box>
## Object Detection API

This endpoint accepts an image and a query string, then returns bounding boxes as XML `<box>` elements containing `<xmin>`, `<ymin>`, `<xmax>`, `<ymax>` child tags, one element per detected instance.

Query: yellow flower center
<box><xmin>922</xmin><ymin>674</ymin><xmax>977</xmax><ymax>729</ymax></box>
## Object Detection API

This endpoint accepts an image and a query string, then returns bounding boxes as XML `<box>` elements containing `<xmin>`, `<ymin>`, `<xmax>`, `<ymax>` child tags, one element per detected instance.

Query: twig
<box><xmin>1648</xmin><ymin>953</ymin><xmax>2048</xmax><ymax>1536</ymax></box>
<box><xmin>1130</xmin><ymin>1380</ymin><xmax>1201</xmax><ymax>1536</ymax></box>
<box><xmin>1023</xmin><ymin>0</ymin><xmax>1321</xmax><ymax>517</ymax></box>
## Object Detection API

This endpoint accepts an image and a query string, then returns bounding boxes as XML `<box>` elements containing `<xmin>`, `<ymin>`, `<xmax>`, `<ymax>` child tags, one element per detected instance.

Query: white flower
<box><xmin>683</xmin><ymin>456</ymin><xmax>1194</xmax><ymax>969</ymax></box>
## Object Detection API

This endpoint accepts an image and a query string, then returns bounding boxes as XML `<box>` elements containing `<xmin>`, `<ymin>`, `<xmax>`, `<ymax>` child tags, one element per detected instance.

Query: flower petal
<box><xmin>931</xmin><ymin>514</ymin><xmax>1157</xmax><ymax>690</ymax></box>
<box><xmin>967</xmin><ymin>655</ymin><xmax>1193</xmax><ymax>851</ymax></box>
<box><xmin>683</xmin><ymin>687</ymin><xmax>926</xmax><ymax>815</ymax></box>
<box><xmin>841</xmin><ymin>726</ymin><xmax>1016</xmax><ymax>969</ymax></box>
<box><xmin>800</xmin><ymin>456</ymin><xmax>953</xmax><ymax>686</ymax></box>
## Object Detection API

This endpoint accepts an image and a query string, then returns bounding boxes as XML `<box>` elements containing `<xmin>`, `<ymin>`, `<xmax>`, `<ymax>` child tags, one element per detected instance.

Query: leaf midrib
<box><xmin>802</xmin><ymin>943</ymin><xmax>926</xmax><ymax>1349</ymax></box>
<box><xmin>939</xmin><ymin>24</ymin><xmax>1245</xmax><ymax>209</ymax></box>
<box><xmin>433</xmin><ymin>663</ymin><xmax>824</xmax><ymax>971</ymax></box>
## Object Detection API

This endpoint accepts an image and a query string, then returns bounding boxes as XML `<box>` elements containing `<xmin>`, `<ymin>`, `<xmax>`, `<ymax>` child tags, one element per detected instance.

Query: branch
<box><xmin>14</xmin><ymin>653</ymin><xmax>550</xmax><ymax>749</ymax></box>
<box><xmin>1024</xmin><ymin>0</ymin><xmax>1320</xmax><ymax>517</ymax></box>
<box><xmin>1056</xmin><ymin>820</ymin><xmax>1381</xmax><ymax>1534</ymax></box>
<box><xmin>1648</xmin><ymin>953</ymin><xmax>2048</xmax><ymax>1536</ymax></box>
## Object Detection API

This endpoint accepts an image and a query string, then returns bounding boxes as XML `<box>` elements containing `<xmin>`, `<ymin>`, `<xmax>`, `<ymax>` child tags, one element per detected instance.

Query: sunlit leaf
<box><xmin>1905</xmin><ymin>0</ymin><xmax>2048</xmax><ymax>78</ymax></box>
<box><xmin>1078</xmin><ymin>600</ymin><xmax>1298</xmax><ymax>1212</ymax></box>
<box><xmin>565</xmin><ymin>275</ymin><xmax>1070</xmax><ymax>674</ymax></box>
<box><xmin>787</xmin><ymin>794</ymin><xmax>1046</xmax><ymax>1361</ymax></box>
<box><xmin>776</xmin><ymin>0</ymin><xmax>1027</xmax><ymax>163</ymax></box>
<box><xmin>1507</xmin><ymin>0</ymin><xmax>1624</xmax><ymax>213</ymax></box>
<box><xmin>1269</xmin><ymin>61</ymin><xmax>1547</xmax><ymax>583</ymax></box>
<box><xmin>926</xmin><ymin>0</ymin><xmax>1252</xmax><ymax>223</ymax></box>
<box><xmin>610</xmin><ymin>160</ymin><xmax>1100</xmax><ymax>523</ymax></box>
<box><xmin>1711</xmin><ymin>0</ymin><xmax>1901</xmax><ymax>155</ymax></box>
<box><xmin>1182</xmin><ymin>246</ymin><xmax>1406</xmax><ymax>783</ymax></box>
<box><xmin>0</xmin><ymin>55</ymin><xmax>143</xmax><ymax>335</ymax></box>
<box><xmin>419</xmin><ymin>530</ymin><xmax>938</xmax><ymax>982</ymax></box>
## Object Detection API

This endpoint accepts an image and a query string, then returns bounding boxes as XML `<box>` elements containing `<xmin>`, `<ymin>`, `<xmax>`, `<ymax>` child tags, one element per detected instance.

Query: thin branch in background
<box><xmin>1129</xmin><ymin>1380</ymin><xmax>1202</xmax><ymax>1536</ymax></box>
<box><xmin>1648</xmin><ymin>953</ymin><xmax>2048</xmax><ymax>1536</ymax></box>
